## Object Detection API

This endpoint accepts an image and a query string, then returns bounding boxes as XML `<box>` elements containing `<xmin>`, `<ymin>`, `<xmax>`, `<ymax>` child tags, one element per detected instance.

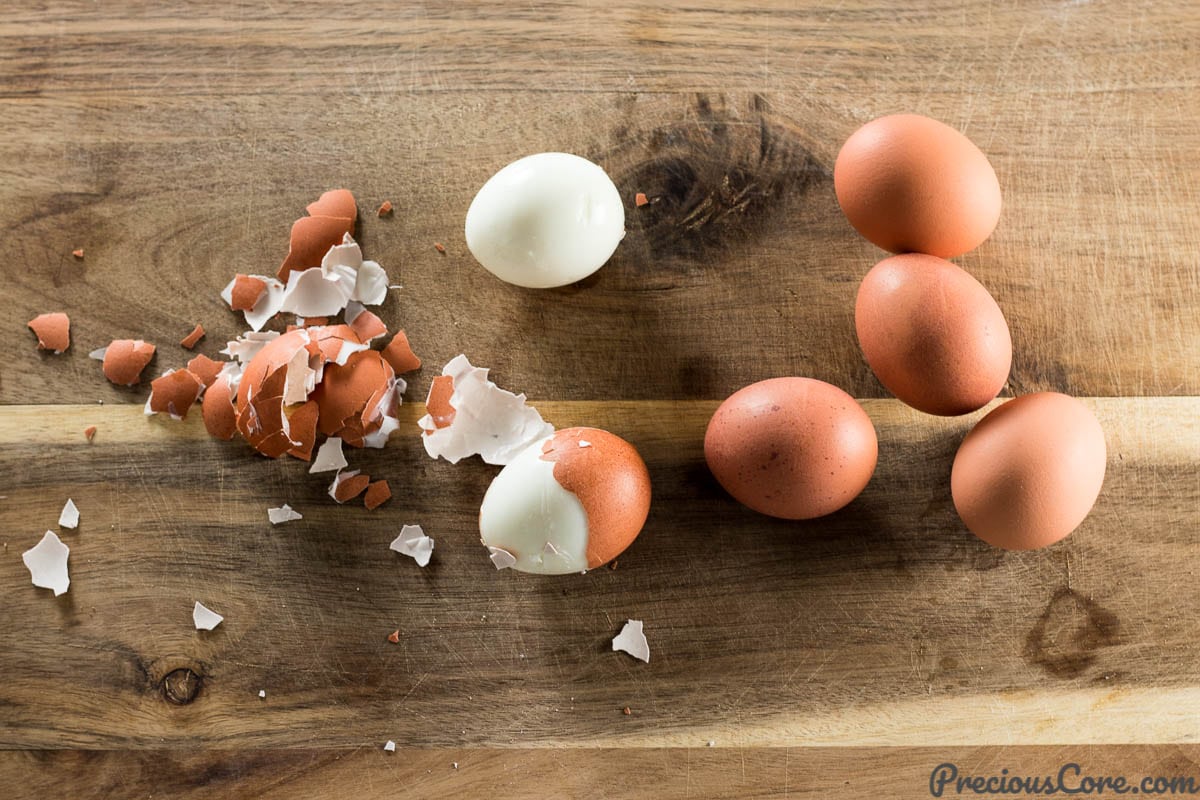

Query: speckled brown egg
<box><xmin>952</xmin><ymin>392</ymin><xmax>1107</xmax><ymax>550</ymax></box>
<box><xmin>856</xmin><ymin>253</ymin><xmax>1011</xmax><ymax>415</ymax></box>
<box><xmin>834</xmin><ymin>114</ymin><xmax>1002</xmax><ymax>258</ymax></box>
<box><xmin>704</xmin><ymin>378</ymin><xmax>878</xmax><ymax>520</ymax></box>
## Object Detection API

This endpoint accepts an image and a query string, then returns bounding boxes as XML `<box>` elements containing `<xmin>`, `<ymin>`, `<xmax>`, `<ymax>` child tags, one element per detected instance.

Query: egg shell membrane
<box><xmin>284</xmin><ymin>400</ymin><xmax>320</xmax><ymax>460</ymax></box>
<box><xmin>102</xmin><ymin>340</ymin><xmax>156</xmax><ymax>385</ymax></box>
<box><xmin>540</xmin><ymin>427</ymin><xmax>652</xmax><ymax>569</ymax></box>
<box><xmin>704</xmin><ymin>377</ymin><xmax>878</xmax><ymax>520</ymax></box>
<box><xmin>349</xmin><ymin>309</ymin><xmax>387</xmax><ymax>342</ymax></box>
<box><xmin>278</xmin><ymin>215</ymin><xmax>355</xmax><ymax>282</ymax></box>
<box><xmin>311</xmin><ymin>350</ymin><xmax>393</xmax><ymax>437</ymax></box>
<box><xmin>855</xmin><ymin>254</ymin><xmax>1011</xmax><ymax>416</ymax></box>
<box><xmin>28</xmin><ymin>313</ymin><xmax>70</xmax><ymax>353</ymax></box>
<box><xmin>185</xmin><ymin>354</ymin><xmax>223</xmax><ymax>388</ymax></box>
<box><xmin>382</xmin><ymin>330</ymin><xmax>422</xmax><ymax>374</ymax></box>
<box><xmin>230</xmin><ymin>274</ymin><xmax>269</xmax><ymax>311</ymax></box>
<box><xmin>180</xmin><ymin>324</ymin><xmax>205</xmax><ymax>349</ymax></box>
<box><xmin>364</xmin><ymin>479</ymin><xmax>391</xmax><ymax>510</ymax></box>
<box><xmin>201</xmin><ymin>374</ymin><xmax>238</xmax><ymax>441</ymax></box>
<box><xmin>149</xmin><ymin>369</ymin><xmax>203</xmax><ymax>420</ymax></box>
<box><xmin>951</xmin><ymin>392</ymin><xmax>1106</xmax><ymax>550</ymax></box>
<box><xmin>332</xmin><ymin>472</ymin><xmax>371</xmax><ymax>503</ymax></box>
<box><xmin>424</xmin><ymin>375</ymin><xmax>456</xmax><ymax>430</ymax></box>
<box><xmin>306</xmin><ymin>188</ymin><xmax>357</xmax><ymax>220</ymax></box>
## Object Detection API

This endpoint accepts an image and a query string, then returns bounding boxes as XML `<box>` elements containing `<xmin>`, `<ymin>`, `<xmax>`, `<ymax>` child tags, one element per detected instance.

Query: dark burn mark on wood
<box><xmin>1024</xmin><ymin>587</ymin><xmax>1120</xmax><ymax>678</ymax></box>
<box><xmin>601</xmin><ymin>93</ymin><xmax>828</xmax><ymax>265</ymax></box>
<box><xmin>162</xmin><ymin>667</ymin><xmax>203</xmax><ymax>705</ymax></box>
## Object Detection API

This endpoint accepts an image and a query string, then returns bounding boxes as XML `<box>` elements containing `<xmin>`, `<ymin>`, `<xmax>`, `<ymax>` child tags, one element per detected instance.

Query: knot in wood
<box><xmin>162</xmin><ymin>667</ymin><xmax>202</xmax><ymax>705</ymax></box>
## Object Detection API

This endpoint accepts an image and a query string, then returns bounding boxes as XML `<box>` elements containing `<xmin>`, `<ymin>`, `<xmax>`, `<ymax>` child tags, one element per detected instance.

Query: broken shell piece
<box><xmin>387</xmin><ymin>630</ymin><xmax>400</xmax><ymax>643</ymax></box>
<box><xmin>284</xmin><ymin>400</ymin><xmax>319</xmax><ymax>460</ymax></box>
<box><xmin>479</xmin><ymin>428</ymin><xmax>652</xmax><ymax>574</ymax></box>
<box><xmin>418</xmin><ymin>355</ymin><xmax>553</xmax><ymax>465</ymax></box>
<box><xmin>227</xmin><ymin>274</ymin><xmax>269</xmax><ymax>311</ymax></box>
<box><xmin>222</xmin><ymin>274</ymin><xmax>285</xmax><ymax>332</ymax></box>
<box><xmin>348</xmin><ymin>308</ymin><xmax>387</xmax><ymax>343</ymax></box>
<box><xmin>364</xmin><ymin>480</ymin><xmax>391</xmax><ymax>510</ymax></box>
<box><xmin>268</xmin><ymin>504</ymin><xmax>303</xmax><ymax>524</ymax></box>
<box><xmin>186</xmin><ymin>354</ymin><xmax>224</xmax><ymax>389</ymax></box>
<box><xmin>148</xmin><ymin>369</ymin><xmax>204</xmax><ymax>420</ymax></box>
<box><xmin>381</xmin><ymin>330</ymin><xmax>421</xmax><ymax>375</ymax></box>
<box><xmin>221</xmin><ymin>331</ymin><xmax>279</xmax><ymax>364</ymax></box>
<box><xmin>383</xmin><ymin>740</ymin><xmax>396</xmax><ymax>753</ymax></box>
<box><xmin>201</xmin><ymin>366</ymin><xmax>240</xmax><ymax>441</ymax></box>
<box><xmin>377</xmin><ymin>200</ymin><xmax>393</xmax><ymax>217</ymax></box>
<box><xmin>27</xmin><ymin>312</ymin><xmax>70</xmax><ymax>353</ymax></box>
<box><xmin>309</xmin><ymin>436</ymin><xmax>348</xmax><ymax>473</ymax></box>
<box><xmin>390</xmin><ymin>524</ymin><xmax>434</xmax><ymax>567</ymax></box>
<box><xmin>72</xmin><ymin>248</ymin><xmax>84</xmax><ymax>259</ymax></box>
<box><xmin>22</xmin><ymin>531</ymin><xmax>70</xmax><ymax>596</ymax></box>
<box><xmin>279</xmin><ymin>190</ymin><xmax>357</xmax><ymax>281</ymax></box>
<box><xmin>59</xmin><ymin>499</ymin><xmax>80</xmax><ymax>529</ymax></box>
<box><xmin>487</xmin><ymin>546</ymin><xmax>517</xmax><ymax>570</ymax></box>
<box><xmin>279</xmin><ymin>266</ymin><xmax>353</xmax><ymax>317</ymax></box>
<box><xmin>612</xmin><ymin>619</ymin><xmax>650</xmax><ymax>663</ymax></box>
<box><xmin>635</xmin><ymin>192</ymin><xmax>649</xmax><ymax>207</ymax></box>
<box><xmin>259</xmin><ymin>689</ymin><xmax>266</xmax><ymax>699</ymax></box>
<box><xmin>180</xmin><ymin>324</ymin><xmax>205</xmax><ymax>349</ymax></box>
<box><xmin>84</xmin><ymin>425</ymin><xmax>97</xmax><ymax>442</ymax></box>
<box><xmin>329</xmin><ymin>470</ymin><xmax>371</xmax><ymax>503</ymax></box>
<box><xmin>353</xmin><ymin>260</ymin><xmax>389</xmax><ymax>305</ymax></box>
<box><xmin>98</xmin><ymin>339</ymin><xmax>156</xmax><ymax>385</ymax></box>
<box><xmin>193</xmin><ymin>601</ymin><xmax>224</xmax><ymax>631</ymax></box>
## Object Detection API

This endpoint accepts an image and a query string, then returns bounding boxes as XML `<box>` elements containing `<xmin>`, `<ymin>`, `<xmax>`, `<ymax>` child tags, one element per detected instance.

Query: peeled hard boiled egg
<box><xmin>704</xmin><ymin>378</ymin><xmax>878</xmax><ymax>520</ymax></box>
<box><xmin>834</xmin><ymin>114</ymin><xmax>1002</xmax><ymax>258</ymax></box>
<box><xmin>465</xmin><ymin>152</ymin><xmax>625</xmax><ymax>288</ymax></box>
<box><xmin>855</xmin><ymin>253</ymin><xmax>1011</xmax><ymax>416</ymax></box>
<box><xmin>479</xmin><ymin>427</ymin><xmax>651</xmax><ymax>574</ymax></box>
<box><xmin>952</xmin><ymin>392</ymin><xmax>1106</xmax><ymax>550</ymax></box>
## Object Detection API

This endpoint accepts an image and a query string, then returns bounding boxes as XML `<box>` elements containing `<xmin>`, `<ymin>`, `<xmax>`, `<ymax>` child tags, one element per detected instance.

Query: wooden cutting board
<box><xmin>1</xmin><ymin>2</ymin><xmax>1197</xmax><ymax>797</ymax></box>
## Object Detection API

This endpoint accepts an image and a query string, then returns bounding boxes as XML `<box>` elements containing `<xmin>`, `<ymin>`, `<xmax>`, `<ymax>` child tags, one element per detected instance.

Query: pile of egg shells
<box><xmin>465</xmin><ymin>125</ymin><xmax>1107</xmax><ymax>564</ymax></box>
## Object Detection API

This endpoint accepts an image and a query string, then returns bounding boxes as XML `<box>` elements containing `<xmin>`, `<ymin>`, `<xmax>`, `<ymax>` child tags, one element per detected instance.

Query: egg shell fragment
<box><xmin>834</xmin><ymin>114</ymin><xmax>1002</xmax><ymax>258</ymax></box>
<box><xmin>465</xmin><ymin>152</ymin><xmax>625</xmax><ymax>289</ymax></box>
<box><xmin>148</xmin><ymin>369</ymin><xmax>204</xmax><ymax>420</ymax></box>
<box><xmin>855</xmin><ymin>254</ymin><xmax>1012</xmax><ymax>416</ymax></box>
<box><xmin>201</xmin><ymin>370</ymin><xmax>239</xmax><ymax>441</ymax></box>
<box><xmin>28</xmin><ymin>312</ymin><xmax>70</xmax><ymax>353</ymax></box>
<box><xmin>705</xmin><ymin>378</ymin><xmax>878</xmax><ymax>520</ymax></box>
<box><xmin>99</xmin><ymin>339</ymin><xmax>157</xmax><ymax>386</ymax></box>
<box><xmin>229</xmin><ymin>274</ymin><xmax>269</xmax><ymax>311</ymax></box>
<box><xmin>186</xmin><ymin>354</ymin><xmax>224</xmax><ymax>389</ymax></box>
<box><xmin>382</xmin><ymin>330</ymin><xmax>422</xmax><ymax>374</ymax></box>
<box><xmin>364</xmin><ymin>480</ymin><xmax>391</xmax><ymax>510</ymax></box>
<box><xmin>952</xmin><ymin>392</ymin><xmax>1107</xmax><ymax>550</ymax></box>
<box><xmin>180</xmin><ymin>324</ymin><xmax>205</xmax><ymax>350</ymax></box>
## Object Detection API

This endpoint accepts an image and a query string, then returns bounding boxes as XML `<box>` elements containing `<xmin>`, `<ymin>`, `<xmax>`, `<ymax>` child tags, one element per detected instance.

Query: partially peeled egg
<box><xmin>479</xmin><ymin>427</ymin><xmax>651</xmax><ymax>574</ymax></box>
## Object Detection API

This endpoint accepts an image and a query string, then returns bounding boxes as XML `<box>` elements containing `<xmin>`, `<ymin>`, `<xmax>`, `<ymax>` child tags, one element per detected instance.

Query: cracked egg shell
<box><xmin>479</xmin><ymin>427</ymin><xmax>651</xmax><ymax>574</ymax></box>
<box><xmin>186</xmin><ymin>354</ymin><xmax>224</xmax><ymax>388</ymax></box>
<box><xmin>278</xmin><ymin>189</ymin><xmax>357</xmax><ymax>281</ymax></box>
<box><xmin>149</xmin><ymin>369</ymin><xmax>203</xmax><ymax>420</ymax></box>
<box><xmin>382</xmin><ymin>330</ymin><xmax>421</xmax><ymax>374</ymax></box>
<box><xmin>229</xmin><ymin>274</ymin><xmax>269</xmax><ymax>312</ymax></box>
<box><xmin>952</xmin><ymin>392</ymin><xmax>1106</xmax><ymax>550</ymax></box>
<box><xmin>705</xmin><ymin>378</ymin><xmax>878</xmax><ymax>520</ymax></box>
<box><xmin>201</xmin><ymin>372</ymin><xmax>238</xmax><ymax>440</ymax></box>
<box><xmin>285</xmin><ymin>399</ymin><xmax>320</xmax><ymax>460</ymax></box>
<box><xmin>311</xmin><ymin>349</ymin><xmax>394</xmax><ymax>436</ymax></box>
<box><xmin>28</xmin><ymin>312</ymin><xmax>70</xmax><ymax>353</ymax></box>
<box><xmin>101</xmin><ymin>339</ymin><xmax>156</xmax><ymax>385</ymax></box>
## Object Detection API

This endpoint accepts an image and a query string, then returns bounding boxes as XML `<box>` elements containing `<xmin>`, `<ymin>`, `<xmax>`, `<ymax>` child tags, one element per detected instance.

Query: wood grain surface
<box><xmin>2</xmin><ymin>1</ymin><xmax>1198</xmax><ymax>797</ymax></box>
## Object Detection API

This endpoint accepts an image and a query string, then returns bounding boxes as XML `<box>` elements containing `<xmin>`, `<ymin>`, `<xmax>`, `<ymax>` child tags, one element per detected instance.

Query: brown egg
<box><xmin>856</xmin><ymin>254</ymin><xmax>1011</xmax><ymax>415</ymax></box>
<box><xmin>952</xmin><ymin>393</ymin><xmax>1106</xmax><ymax>550</ymax></box>
<box><xmin>834</xmin><ymin>114</ymin><xmax>1001</xmax><ymax>258</ymax></box>
<box><xmin>705</xmin><ymin>378</ymin><xmax>877</xmax><ymax>520</ymax></box>
<box><xmin>542</xmin><ymin>427</ymin><xmax>652</xmax><ymax>569</ymax></box>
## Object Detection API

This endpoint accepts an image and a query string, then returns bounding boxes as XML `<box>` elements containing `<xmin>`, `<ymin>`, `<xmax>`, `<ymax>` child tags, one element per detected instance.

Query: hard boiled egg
<box><xmin>479</xmin><ymin>427</ymin><xmax>651</xmax><ymax>574</ymax></box>
<box><xmin>465</xmin><ymin>153</ymin><xmax>625</xmax><ymax>288</ymax></box>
